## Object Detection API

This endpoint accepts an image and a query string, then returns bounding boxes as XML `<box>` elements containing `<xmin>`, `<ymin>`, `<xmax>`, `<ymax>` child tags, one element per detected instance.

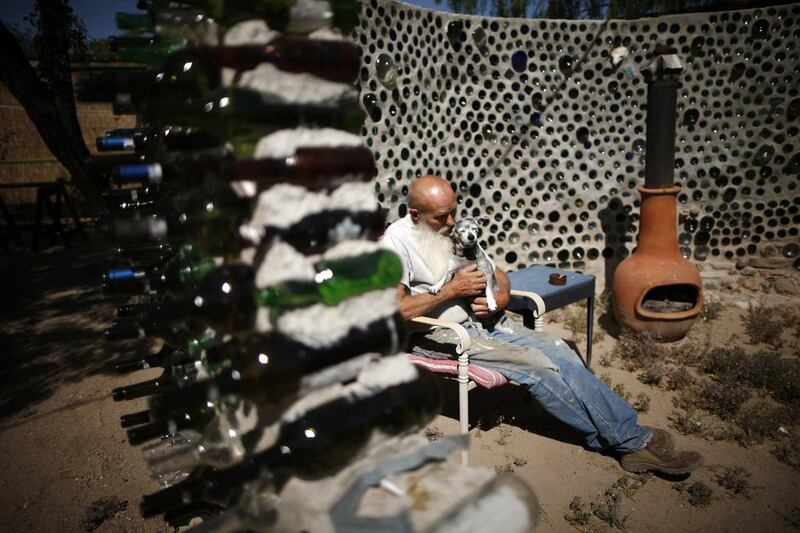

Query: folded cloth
<box><xmin>407</xmin><ymin>354</ymin><xmax>508</xmax><ymax>389</ymax></box>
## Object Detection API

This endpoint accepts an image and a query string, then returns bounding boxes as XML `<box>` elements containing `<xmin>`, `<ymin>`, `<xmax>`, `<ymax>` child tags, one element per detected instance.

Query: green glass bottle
<box><xmin>140</xmin><ymin>87</ymin><xmax>364</xmax><ymax>157</ymax></box>
<box><xmin>148</xmin><ymin>249</ymin><xmax>402</xmax><ymax>334</ymax></box>
<box><xmin>101</xmin><ymin>255</ymin><xmax>220</xmax><ymax>296</ymax></box>
<box><xmin>255</xmin><ymin>250</ymin><xmax>403</xmax><ymax>312</ymax></box>
<box><xmin>110</xmin><ymin>35</ymin><xmax>187</xmax><ymax>65</ymax></box>
<box><xmin>116</xmin><ymin>7</ymin><xmax>216</xmax><ymax>42</ymax></box>
<box><xmin>139</xmin><ymin>0</ymin><xmax>357</xmax><ymax>35</ymax></box>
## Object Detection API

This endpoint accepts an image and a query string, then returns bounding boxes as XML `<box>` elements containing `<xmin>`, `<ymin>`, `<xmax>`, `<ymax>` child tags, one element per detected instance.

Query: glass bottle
<box><xmin>150</xmin><ymin>312</ymin><xmax>407</xmax><ymax>417</ymax></box>
<box><xmin>147</xmin><ymin>249</ymin><xmax>402</xmax><ymax>333</ymax></box>
<box><xmin>140</xmin><ymin>371</ymin><xmax>441</xmax><ymax>517</ymax></box>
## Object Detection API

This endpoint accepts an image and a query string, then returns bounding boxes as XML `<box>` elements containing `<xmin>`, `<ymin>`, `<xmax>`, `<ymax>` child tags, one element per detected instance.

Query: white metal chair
<box><xmin>409</xmin><ymin>290</ymin><xmax>546</xmax><ymax>465</ymax></box>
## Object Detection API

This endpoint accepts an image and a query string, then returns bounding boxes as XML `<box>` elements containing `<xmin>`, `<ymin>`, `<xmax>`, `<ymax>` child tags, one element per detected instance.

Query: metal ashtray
<box><xmin>549</xmin><ymin>273</ymin><xmax>567</xmax><ymax>286</ymax></box>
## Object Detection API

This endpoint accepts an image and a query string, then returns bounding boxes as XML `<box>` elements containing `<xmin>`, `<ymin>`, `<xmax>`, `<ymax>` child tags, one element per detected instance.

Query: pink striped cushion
<box><xmin>407</xmin><ymin>354</ymin><xmax>508</xmax><ymax>389</ymax></box>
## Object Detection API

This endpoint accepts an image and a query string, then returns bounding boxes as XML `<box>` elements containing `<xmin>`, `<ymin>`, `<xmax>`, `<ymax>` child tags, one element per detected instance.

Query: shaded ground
<box><xmin>1</xmin><ymin>236</ymin><xmax>799</xmax><ymax>532</ymax></box>
<box><xmin>0</xmin><ymin>235</ymin><xmax>167</xmax><ymax>532</ymax></box>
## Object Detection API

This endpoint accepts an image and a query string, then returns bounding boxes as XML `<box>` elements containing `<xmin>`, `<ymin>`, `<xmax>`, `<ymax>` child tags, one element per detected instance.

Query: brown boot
<box><xmin>620</xmin><ymin>429</ymin><xmax>702</xmax><ymax>475</ymax></box>
<box><xmin>642</xmin><ymin>426</ymin><xmax>675</xmax><ymax>451</ymax></box>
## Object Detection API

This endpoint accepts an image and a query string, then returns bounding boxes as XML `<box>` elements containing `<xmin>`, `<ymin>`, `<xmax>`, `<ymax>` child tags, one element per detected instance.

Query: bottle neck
<box><xmin>111</xmin><ymin>35</ymin><xmax>186</xmax><ymax>65</ymax></box>
<box><xmin>127</xmin><ymin>405</ymin><xmax>214</xmax><ymax>445</ymax></box>
<box><xmin>220</xmin><ymin>147</ymin><xmax>376</xmax><ymax>190</ymax></box>
<box><xmin>112</xmin><ymin>376</ymin><xmax>175</xmax><ymax>402</ymax></box>
<box><xmin>97</xmin><ymin>136</ymin><xmax>136</xmax><ymax>152</ymax></box>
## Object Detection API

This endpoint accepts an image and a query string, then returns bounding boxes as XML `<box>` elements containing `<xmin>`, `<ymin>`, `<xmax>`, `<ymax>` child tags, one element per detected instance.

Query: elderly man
<box><xmin>380</xmin><ymin>175</ymin><xmax>702</xmax><ymax>475</ymax></box>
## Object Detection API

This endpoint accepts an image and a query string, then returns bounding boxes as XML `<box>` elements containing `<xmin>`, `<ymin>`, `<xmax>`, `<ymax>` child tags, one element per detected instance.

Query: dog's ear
<box><xmin>474</xmin><ymin>216</ymin><xmax>489</xmax><ymax>226</ymax></box>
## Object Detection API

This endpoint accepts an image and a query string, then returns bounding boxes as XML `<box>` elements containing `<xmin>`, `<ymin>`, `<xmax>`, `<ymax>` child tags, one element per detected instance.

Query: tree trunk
<box><xmin>0</xmin><ymin>17</ymin><xmax>102</xmax><ymax>214</ymax></box>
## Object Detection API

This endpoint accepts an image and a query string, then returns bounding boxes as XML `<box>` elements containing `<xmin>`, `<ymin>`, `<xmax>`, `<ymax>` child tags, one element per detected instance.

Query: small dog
<box><xmin>428</xmin><ymin>217</ymin><xmax>499</xmax><ymax>312</ymax></box>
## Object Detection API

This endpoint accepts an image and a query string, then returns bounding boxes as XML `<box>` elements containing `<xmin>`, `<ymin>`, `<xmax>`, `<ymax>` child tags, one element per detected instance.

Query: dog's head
<box><xmin>450</xmin><ymin>218</ymin><xmax>483</xmax><ymax>254</ymax></box>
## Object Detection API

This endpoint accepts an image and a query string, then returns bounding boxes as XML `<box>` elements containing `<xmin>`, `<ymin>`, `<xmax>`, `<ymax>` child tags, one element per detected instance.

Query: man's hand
<box><xmin>470</xmin><ymin>296</ymin><xmax>495</xmax><ymax>318</ymax></box>
<box><xmin>470</xmin><ymin>268</ymin><xmax>511</xmax><ymax>318</ymax></box>
<box><xmin>442</xmin><ymin>264</ymin><xmax>486</xmax><ymax>299</ymax></box>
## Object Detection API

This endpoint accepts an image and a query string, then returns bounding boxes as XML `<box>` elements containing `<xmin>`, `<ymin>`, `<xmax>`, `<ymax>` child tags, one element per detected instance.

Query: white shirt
<box><xmin>379</xmin><ymin>215</ymin><xmax>470</xmax><ymax>324</ymax></box>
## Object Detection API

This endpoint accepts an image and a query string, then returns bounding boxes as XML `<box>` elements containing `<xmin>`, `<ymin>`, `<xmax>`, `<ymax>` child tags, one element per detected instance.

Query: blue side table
<box><xmin>506</xmin><ymin>265</ymin><xmax>596</xmax><ymax>368</ymax></box>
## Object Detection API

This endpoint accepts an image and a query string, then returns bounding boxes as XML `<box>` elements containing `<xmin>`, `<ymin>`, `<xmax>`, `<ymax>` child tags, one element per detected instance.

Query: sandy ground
<box><xmin>1</xmin><ymin>235</ymin><xmax>799</xmax><ymax>532</ymax></box>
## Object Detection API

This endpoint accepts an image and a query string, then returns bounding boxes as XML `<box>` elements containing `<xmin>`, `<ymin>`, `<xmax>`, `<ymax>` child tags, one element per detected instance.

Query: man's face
<box><xmin>413</xmin><ymin>192</ymin><xmax>457</xmax><ymax>235</ymax></box>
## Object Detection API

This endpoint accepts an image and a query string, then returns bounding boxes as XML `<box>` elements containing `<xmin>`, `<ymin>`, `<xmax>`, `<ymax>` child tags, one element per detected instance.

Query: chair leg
<box><xmin>458</xmin><ymin>353</ymin><xmax>469</xmax><ymax>466</ymax></box>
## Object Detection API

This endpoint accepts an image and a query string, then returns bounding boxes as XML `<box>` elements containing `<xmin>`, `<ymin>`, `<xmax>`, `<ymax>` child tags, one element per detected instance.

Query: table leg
<box><xmin>586</xmin><ymin>295</ymin><xmax>595</xmax><ymax>369</ymax></box>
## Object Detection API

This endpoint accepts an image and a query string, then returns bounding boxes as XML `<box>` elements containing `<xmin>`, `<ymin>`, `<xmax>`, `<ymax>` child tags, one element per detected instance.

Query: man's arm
<box><xmin>396</xmin><ymin>264</ymin><xmax>487</xmax><ymax>321</ymax></box>
<box><xmin>470</xmin><ymin>266</ymin><xmax>511</xmax><ymax>318</ymax></box>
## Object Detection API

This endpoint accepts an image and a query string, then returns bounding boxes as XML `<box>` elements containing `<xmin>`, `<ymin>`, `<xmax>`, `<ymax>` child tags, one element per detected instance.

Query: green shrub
<box><xmin>638</xmin><ymin>361</ymin><xmax>668</xmax><ymax>386</ymax></box>
<box><xmin>700</xmin><ymin>346</ymin><xmax>750</xmax><ymax>377</ymax></box>
<box><xmin>632</xmin><ymin>393</ymin><xmax>651</xmax><ymax>414</ymax></box>
<box><xmin>564</xmin><ymin>497</ymin><xmax>591</xmax><ymax>527</ymax></box>
<box><xmin>699</xmin><ymin>345</ymin><xmax>800</xmax><ymax>405</ymax></box>
<box><xmin>669</xmin><ymin>339</ymin><xmax>711</xmax><ymax>367</ymax></box>
<box><xmin>81</xmin><ymin>497</ymin><xmax>127</xmax><ymax>532</ymax></box>
<box><xmin>713</xmin><ymin>466</ymin><xmax>756</xmax><ymax>497</ymax></box>
<box><xmin>673</xmin><ymin>481</ymin><xmax>714</xmax><ymax>507</ymax></box>
<box><xmin>425</xmin><ymin>425</ymin><xmax>444</xmax><ymax>442</ymax></box>
<box><xmin>700</xmin><ymin>300</ymin><xmax>723</xmax><ymax>322</ymax></box>
<box><xmin>612</xmin><ymin>328</ymin><xmax>667</xmax><ymax>372</ymax></box>
<box><xmin>745</xmin><ymin>304</ymin><xmax>785</xmax><ymax>348</ymax></box>
<box><xmin>696</xmin><ymin>379</ymin><xmax>751</xmax><ymax>419</ymax></box>
<box><xmin>669</xmin><ymin>409</ymin><xmax>704</xmax><ymax>436</ymax></box>
<box><xmin>613</xmin><ymin>382</ymin><xmax>632</xmax><ymax>403</ymax></box>
<box><xmin>564</xmin><ymin>306</ymin><xmax>588</xmax><ymax>341</ymax></box>
<box><xmin>667</xmin><ymin>367</ymin><xmax>695</xmax><ymax>390</ymax></box>
<box><xmin>735</xmin><ymin>400</ymin><xmax>786</xmax><ymax>443</ymax></box>
<box><xmin>591</xmin><ymin>485</ymin><xmax>627</xmax><ymax>530</ymax></box>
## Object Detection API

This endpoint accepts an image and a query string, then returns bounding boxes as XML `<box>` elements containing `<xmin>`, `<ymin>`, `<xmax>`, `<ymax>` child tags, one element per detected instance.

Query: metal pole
<box><xmin>642</xmin><ymin>44</ymin><xmax>684</xmax><ymax>189</ymax></box>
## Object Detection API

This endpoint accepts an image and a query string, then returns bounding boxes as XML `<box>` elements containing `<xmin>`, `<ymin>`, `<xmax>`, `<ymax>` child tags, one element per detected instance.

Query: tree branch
<box><xmin>0</xmin><ymin>17</ymin><xmax>102</xmax><ymax>214</ymax></box>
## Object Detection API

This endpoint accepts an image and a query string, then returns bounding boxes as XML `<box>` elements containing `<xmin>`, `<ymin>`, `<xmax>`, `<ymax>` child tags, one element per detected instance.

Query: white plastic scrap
<box><xmin>270</xmin><ymin>287</ymin><xmax>398</xmax><ymax>348</ymax></box>
<box><xmin>255</xmin><ymin>241</ymin><xmax>317</xmax><ymax>288</ymax></box>
<box><xmin>610</xmin><ymin>46</ymin><xmax>629</xmax><ymax>66</ymax></box>
<box><xmin>223</xmin><ymin>19</ymin><xmax>279</xmax><ymax>45</ymax></box>
<box><xmin>236</xmin><ymin>63</ymin><xmax>354</xmax><ymax>104</ymax></box>
<box><xmin>282</xmin><ymin>355</ymin><xmax>419</xmax><ymax>423</ymax></box>
<box><xmin>247</xmin><ymin>182</ymin><xmax>376</xmax><ymax>229</ymax></box>
<box><xmin>253</xmin><ymin>127</ymin><xmax>362</xmax><ymax>159</ymax></box>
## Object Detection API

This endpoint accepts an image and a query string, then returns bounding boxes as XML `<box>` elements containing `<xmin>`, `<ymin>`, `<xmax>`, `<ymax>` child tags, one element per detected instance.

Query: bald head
<box><xmin>408</xmin><ymin>175</ymin><xmax>453</xmax><ymax>211</ymax></box>
<box><xmin>407</xmin><ymin>175</ymin><xmax>457</xmax><ymax>234</ymax></box>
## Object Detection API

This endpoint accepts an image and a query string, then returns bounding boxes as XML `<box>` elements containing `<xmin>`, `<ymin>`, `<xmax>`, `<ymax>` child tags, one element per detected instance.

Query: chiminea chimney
<box><xmin>610</xmin><ymin>43</ymin><xmax>704</xmax><ymax>342</ymax></box>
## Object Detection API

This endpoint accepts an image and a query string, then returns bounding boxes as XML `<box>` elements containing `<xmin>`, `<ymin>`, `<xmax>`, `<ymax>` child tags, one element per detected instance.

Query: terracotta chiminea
<box><xmin>611</xmin><ymin>44</ymin><xmax>703</xmax><ymax>342</ymax></box>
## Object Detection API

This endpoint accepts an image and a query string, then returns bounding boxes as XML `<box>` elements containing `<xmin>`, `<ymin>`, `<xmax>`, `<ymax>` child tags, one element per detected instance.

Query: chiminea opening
<box><xmin>639</xmin><ymin>284</ymin><xmax>700</xmax><ymax>314</ymax></box>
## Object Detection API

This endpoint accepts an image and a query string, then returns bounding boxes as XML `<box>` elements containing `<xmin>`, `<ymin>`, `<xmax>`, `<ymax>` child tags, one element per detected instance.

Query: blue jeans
<box><xmin>410</xmin><ymin>314</ymin><xmax>652</xmax><ymax>453</ymax></box>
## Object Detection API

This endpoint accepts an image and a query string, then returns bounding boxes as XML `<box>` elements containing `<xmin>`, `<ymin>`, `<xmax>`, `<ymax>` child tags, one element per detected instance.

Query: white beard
<box><xmin>412</xmin><ymin>222</ymin><xmax>453</xmax><ymax>281</ymax></box>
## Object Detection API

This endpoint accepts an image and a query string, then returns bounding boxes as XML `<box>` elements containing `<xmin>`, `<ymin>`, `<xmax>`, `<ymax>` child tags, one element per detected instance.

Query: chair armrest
<box><xmin>509</xmin><ymin>289</ymin><xmax>546</xmax><ymax>318</ymax></box>
<box><xmin>410</xmin><ymin>316</ymin><xmax>472</xmax><ymax>354</ymax></box>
